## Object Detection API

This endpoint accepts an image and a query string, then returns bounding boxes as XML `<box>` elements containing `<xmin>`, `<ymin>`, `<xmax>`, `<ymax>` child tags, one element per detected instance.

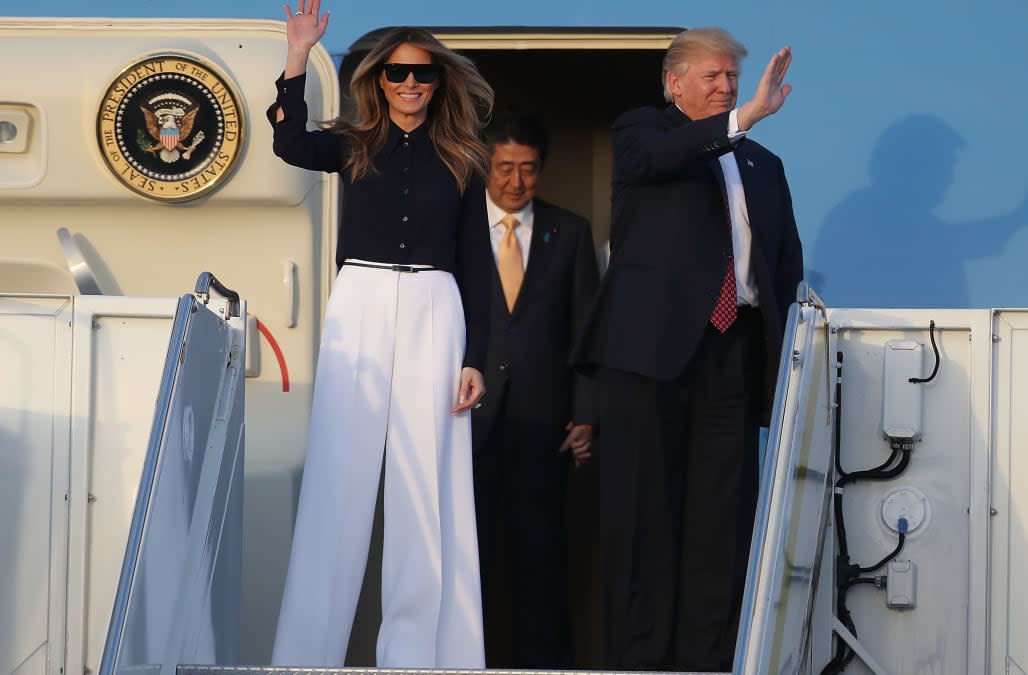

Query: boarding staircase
<box><xmin>78</xmin><ymin>285</ymin><xmax>837</xmax><ymax>675</ymax></box>
<box><xmin>0</xmin><ymin>271</ymin><xmax>245</xmax><ymax>675</ymax></box>
<box><xmin>7</xmin><ymin>277</ymin><xmax>1028</xmax><ymax>674</ymax></box>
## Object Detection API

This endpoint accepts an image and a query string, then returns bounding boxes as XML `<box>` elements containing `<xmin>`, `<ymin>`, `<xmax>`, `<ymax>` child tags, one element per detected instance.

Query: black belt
<box><xmin>342</xmin><ymin>260</ymin><xmax>439</xmax><ymax>273</ymax></box>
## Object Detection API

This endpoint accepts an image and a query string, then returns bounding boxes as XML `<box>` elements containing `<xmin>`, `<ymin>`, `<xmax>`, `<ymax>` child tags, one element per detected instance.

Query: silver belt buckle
<box><xmin>391</xmin><ymin>264</ymin><xmax>417</xmax><ymax>273</ymax></box>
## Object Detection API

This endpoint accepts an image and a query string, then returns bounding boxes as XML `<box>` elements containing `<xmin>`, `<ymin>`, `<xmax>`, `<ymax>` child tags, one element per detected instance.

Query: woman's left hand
<box><xmin>452</xmin><ymin>367</ymin><xmax>486</xmax><ymax>414</ymax></box>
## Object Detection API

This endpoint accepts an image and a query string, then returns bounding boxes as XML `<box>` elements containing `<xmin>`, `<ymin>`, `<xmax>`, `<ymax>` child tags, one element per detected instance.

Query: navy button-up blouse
<box><xmin>267</xmin><ymin>73</ymin><xmax>490</xmax><ymax>370</ymax></box>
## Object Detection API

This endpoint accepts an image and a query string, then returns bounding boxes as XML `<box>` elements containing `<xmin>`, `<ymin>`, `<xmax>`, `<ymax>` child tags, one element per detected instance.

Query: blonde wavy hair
<box><xmin>325</xmin><ymin>27</ymin><xmax>494</xmax><ymax>192</ymax></box>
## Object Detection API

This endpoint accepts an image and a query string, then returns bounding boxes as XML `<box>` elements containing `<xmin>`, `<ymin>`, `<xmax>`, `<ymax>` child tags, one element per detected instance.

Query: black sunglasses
<box><xmin>382</xmin><ymin>63</ymin><xmax>440</xmax><ymax>84</ymax></box>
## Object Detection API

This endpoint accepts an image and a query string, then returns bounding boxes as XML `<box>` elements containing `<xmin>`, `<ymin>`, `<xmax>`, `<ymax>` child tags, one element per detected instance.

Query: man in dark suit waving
<box><xmin>572</xmin><ymin>28</ymin><xmax>804</xmax><ymax>671</ymax></box>
<box><xmin>471</xmin><ymin>109</ymin><xmax>599</xmax><ymax>668</ymax></box>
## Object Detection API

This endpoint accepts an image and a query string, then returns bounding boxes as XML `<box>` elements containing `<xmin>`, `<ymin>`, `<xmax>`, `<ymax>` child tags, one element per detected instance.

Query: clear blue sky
<box><xmin>6</xmin><ymin>1</ymin><xmax>698</xmax><ymax>54</ymax></box>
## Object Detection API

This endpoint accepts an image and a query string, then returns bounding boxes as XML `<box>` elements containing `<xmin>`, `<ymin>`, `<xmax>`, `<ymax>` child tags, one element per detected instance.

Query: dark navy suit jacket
<box><xmin>472</xmin><ymin>195</ymin><xmax>600</xmax><ymax>455</ymax></box>
<box><xmin>572</xmin><ymin>104</ymin><xmax>803</xmax><ymax>417</ymax></box>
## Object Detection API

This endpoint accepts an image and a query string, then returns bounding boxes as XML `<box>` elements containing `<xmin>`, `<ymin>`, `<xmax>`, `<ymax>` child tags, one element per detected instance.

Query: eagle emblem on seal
<box><xmin>137</xmin><ymin>93</ymin><xmax>207</xmax><ymax>163</ymax></box>
<box><xmin>98</xmin><ymin>54</ymin><xmax>244</xmax><ymax>201</ymax></box>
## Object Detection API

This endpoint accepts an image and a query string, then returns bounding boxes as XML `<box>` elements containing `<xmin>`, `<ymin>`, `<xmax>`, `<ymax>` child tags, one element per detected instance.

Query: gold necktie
<box><xmin>498</xmin><ymin>214</ymin><xmax>524</xmax><ymax>311</ymax></box>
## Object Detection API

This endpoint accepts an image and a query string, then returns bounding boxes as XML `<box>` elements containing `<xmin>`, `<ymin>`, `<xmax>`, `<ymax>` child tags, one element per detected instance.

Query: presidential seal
<box><xmin>97</xmin><ymin>54</ymin><xmax>244</xmax><ymax>202</ymax></box>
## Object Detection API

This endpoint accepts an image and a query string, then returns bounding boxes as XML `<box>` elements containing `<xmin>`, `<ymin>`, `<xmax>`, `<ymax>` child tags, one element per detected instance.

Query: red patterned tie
<box><xmin>710</xmin><ymin>258</ymin><xmax>738</xmax><ymax>333</ymax></box>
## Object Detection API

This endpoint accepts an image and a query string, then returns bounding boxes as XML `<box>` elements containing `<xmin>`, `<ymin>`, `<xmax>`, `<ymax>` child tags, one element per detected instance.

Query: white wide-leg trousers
<box><xmin>271</xmin><ymin>263</ymin><xmax>485</xmax><ymax>668</ymax></box>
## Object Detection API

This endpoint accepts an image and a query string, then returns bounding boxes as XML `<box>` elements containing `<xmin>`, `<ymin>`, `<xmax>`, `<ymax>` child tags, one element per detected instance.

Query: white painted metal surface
<box><xmin>0</xmin><ymin>294</ymin><xmax>176</xmax><ymax>675</ymax></box>
<box><xmin>832</xmin><ymin>310</ymin><xmax>986</xmax><ymax>674</ymax></box>
<box><xmin>989</xmin><ymin>310</ymin><xmax>1028</xmax><ymax>675</ymax></box>
<box><xmin>762</xmin><ymin>309</ymin><xmax>995</xmax><ymax>674</ymax></box>
<box><xmin>0</xmin><ymin>18</ymin><xmax>339</xmax><ymax>662</ymax></box>
<box><xmin>80</xmin><ymin>300</ymin><xmax>179</xmax><ymax>675</ymax></box>
<box><xmin>0</xmin><ymin>296</ymin><xmax>72</xmax><ymax>675</ymax></box>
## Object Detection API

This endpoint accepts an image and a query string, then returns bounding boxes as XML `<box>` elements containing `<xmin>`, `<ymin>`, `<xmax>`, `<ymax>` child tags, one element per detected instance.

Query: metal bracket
<box><xmin>193</xmin><ymin>272</ymin><xmax>241</xmax><ymax>318</ymax></box>
<box><xmin>831</xmin><ymin>617</ymin><xmax>892</xmax><ymax>675</ymax></box>
<box><xmin>56</xmin><ymin>227</ymin><xmax>103</xmax><ymax>295</ymax></box>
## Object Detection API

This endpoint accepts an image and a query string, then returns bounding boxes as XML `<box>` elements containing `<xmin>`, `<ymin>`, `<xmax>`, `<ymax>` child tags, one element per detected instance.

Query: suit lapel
<box><xmin>708</xmin><ymin>156</ymin><xmax>734</xmax><ymax>251</ymax></box>
<box><xmin>732</xmin><ymin>143</ymin><xmax>782</xmax><ymax>327</ymax></box>
<box><xmin>732</xmin><ymin>143</ymin><xmax>764</xmax><ymax>240</ymax></box>
<box><xmin>709</xmin><ymin>155</ymin><xmax>729</xmax><ymax>203</ymax></box>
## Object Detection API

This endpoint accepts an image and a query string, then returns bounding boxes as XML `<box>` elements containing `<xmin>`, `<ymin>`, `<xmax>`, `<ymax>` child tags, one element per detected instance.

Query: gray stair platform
<box><xmin>179</xmin><ymin>668</ymin><xmax>729</xmax><ymax>675</ymax></box>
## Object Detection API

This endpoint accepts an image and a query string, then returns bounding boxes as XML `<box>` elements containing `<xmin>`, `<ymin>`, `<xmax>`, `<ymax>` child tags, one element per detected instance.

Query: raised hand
<box><xmin>737</xmin><ymin>46</ymin><xmax>793</xmax><ymax>132</ymax></box>
<box><xmin>282</xmin><ymin>0</ymin><xmax>330</xmax><ymax>77</ymax></box>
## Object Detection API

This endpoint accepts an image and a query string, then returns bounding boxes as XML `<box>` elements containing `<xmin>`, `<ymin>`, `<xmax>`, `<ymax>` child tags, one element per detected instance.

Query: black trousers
<box><xmin>597</xmin><ymin>308</ymin><xmax>763</xmax><ymax>672</ymax></box>
<box><xmin>472</xmin><ymin>392</ymin><xmax>574</xmax><ymax>669</ymax></box>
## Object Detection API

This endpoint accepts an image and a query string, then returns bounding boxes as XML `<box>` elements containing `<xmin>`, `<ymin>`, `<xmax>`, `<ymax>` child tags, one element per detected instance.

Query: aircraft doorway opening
<box><xmin>336</xmin><ymin>28</ymin><xmax>678</xmax><ymax>669</ymax></box>
<box><xmin>339</xmin><ymin>30</ymin><xmax>678</xmax><ymax>263</ymax></box>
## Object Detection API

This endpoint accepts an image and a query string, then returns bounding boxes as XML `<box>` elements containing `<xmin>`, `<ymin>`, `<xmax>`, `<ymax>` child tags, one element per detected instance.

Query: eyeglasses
<box><xmin>382</xmin><ymin>63</ymin><xmax>440</xmax><ymax>84</ymax></box>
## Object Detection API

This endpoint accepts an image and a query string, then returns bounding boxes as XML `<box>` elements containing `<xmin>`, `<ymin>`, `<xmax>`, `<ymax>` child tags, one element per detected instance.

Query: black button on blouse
<box><xmin>267</xmin><ymin>72</ymin><xmax>490</xmax><ymax>369</ymax></box>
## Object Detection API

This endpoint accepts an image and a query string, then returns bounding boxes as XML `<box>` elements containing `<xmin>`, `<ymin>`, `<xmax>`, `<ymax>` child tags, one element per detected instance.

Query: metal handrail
<box><xmin>732</xmin><ymin>298</ymin><xmax>803</xmax><ymax>673</ymax></box>
<box><xmin>194</xmin><ymin>272</ymin><xmax>240</xmax><ymax>318</ymax></box>
<box><xmin>796</xmin><ymin>279</ymin><xmax>827</xmax><ymax>312</ymax></box>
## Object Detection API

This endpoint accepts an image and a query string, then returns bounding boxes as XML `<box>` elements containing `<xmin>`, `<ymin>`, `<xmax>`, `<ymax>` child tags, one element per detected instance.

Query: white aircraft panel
<box><xmin>82</xmin><ymin>308</ymin><xmax>176</xmax><ymax>673</ymax></box>
<box><xmin>808</xmin><ymin>309</ymin><xmax>990</xmax><ymax>675</ymax></box>
<box><xmin>990</xmin><ymin>310</ymin><xmax>1028</xmax><ymax>675</ymax></box>
<box><xmin>0</xmin><ymin>296</ymin><xmax>72</xmax><ymax>675</ymax></box>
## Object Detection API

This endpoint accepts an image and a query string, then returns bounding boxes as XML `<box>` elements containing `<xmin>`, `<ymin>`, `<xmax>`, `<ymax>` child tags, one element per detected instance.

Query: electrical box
<box><xmin>887</xmin><ymin>560</ymin><xmax>917</xmax><ymax>609</ymax></box>
<box><xmin>882</xmin><ymin>340</ymin><xmax>924</xmax><ymax>442</ymax></box>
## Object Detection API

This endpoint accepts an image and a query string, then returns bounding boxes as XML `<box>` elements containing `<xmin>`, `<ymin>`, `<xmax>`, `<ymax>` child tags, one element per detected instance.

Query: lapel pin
<box><xmin>746</xmin><ymin>158</ymin><xmax>755</xmax><ymax>168</ymax></box>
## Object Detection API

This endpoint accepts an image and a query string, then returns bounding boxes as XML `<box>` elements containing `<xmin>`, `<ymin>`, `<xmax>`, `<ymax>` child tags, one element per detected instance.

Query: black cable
<box><xmin>822</xmin><ymin>322</ymin><xmax>936</xmax><ymax>673</ymax></box>
<box><xmin>834</xmin><ymin>352</ymin><xmax>848</xmax><ymax>479</ymax></box>
<box><xmin>821</xmin><ymin>351</ymin><xmax>917</xmax><ymax>674</ymax></box>
<box><xmin>868</xmin><ymin>447</ymin><xmax>900</xmax><ymax>472</ymax></box>
<box><xmin>822</xmin><ymin>455</ymin><xmax>910</xmax><ymax>675</ymax></box>
<box><xmin>836</xmin><ymin>525</ymin><xmax>907</xmax><ymax>671</ymax></box>
<box><xmin>833</xmin><ymin>492</ymin><xmax>849</xmax><ymax>559</ymax></box>
<box><xmin>848</xmin><ymin>577</ymin><xmax>882</xmax><ymax>588</ymax></box>
<box><xmin>909</xmin><ymin>319</ymin><xmax>940</xmax><ymax>384</ymax></box>
<box><xmin>858</xmin><ymin>532</ymin><xmax>906</xmax><ymax>574</ymax></box>
<box><xmin>838</xmin><ymin>446</ymin><xmax>899</xmax><ymax>484</ymax></box>
<box><xmin>820</xmin><ymin>581</ymin><xmax>850</xmax><ymax>675</ymax></box>
<box><xmin>837</xmin><ymin>448</ymin><xmax>910</xmax><ymax>488</ymax></box>
<box><xmin>822</xmin><ymin>352</ymin><xmax>851</xmax><ymax>675</ymax></box>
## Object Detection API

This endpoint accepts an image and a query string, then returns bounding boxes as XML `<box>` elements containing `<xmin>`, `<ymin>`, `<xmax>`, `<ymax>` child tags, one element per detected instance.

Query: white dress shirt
<box><xmin>485</xmin><ymin>191</ymin><xmax>533</xmax><ymax>271</ymax></box>
<box><xmin>683</xmin><ymin>106</ymin><xmax>759</xmax><ymax>308</ymax></box>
